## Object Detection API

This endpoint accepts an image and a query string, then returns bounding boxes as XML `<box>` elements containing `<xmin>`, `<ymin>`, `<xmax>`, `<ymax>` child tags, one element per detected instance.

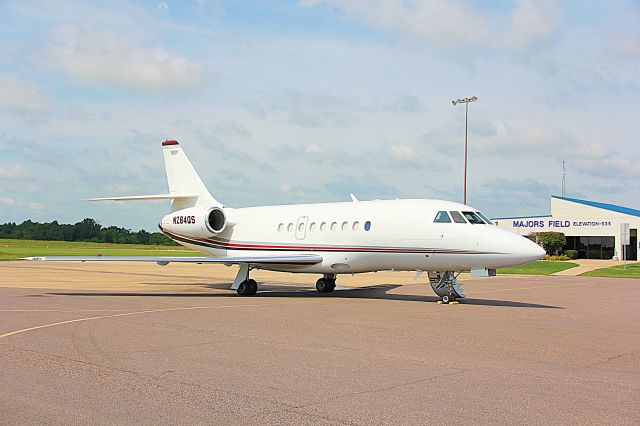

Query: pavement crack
<box><xmin>590</xmin><ymin>351</ymin><xmax>639</xmax><ymax>367</ymax></box>
<box><xmin>292</xmin><ymin>368</ymin><xmax>469</xmax><ymax>410</ymax></box>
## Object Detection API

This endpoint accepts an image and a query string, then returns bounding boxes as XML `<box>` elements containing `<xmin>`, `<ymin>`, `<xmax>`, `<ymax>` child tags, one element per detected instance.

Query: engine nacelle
<box><xmin>161</xmin><ymin>206</ymin><xmax>229</xmax><ymax>238</ymax></box>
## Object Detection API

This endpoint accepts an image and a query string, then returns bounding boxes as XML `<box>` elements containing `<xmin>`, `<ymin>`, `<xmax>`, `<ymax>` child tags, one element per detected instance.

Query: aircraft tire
<box><xmin>326</xmin><ymin>280</ymin><xmax>336</xmax><ymax>292</ymax></box>
<box><xmin>316</xmin><ymin>278</ymin><xmax>329</xmax><ymax>293</ymax></box>
<box><xmin>247</xmin><ymin>279</ymin><xmax>258</xmax><ymax>295</ymax></box>
<box><xmin>237</xmin><ymin>280</ymin><xmax>255</xmax><ymax>296</ymax></box>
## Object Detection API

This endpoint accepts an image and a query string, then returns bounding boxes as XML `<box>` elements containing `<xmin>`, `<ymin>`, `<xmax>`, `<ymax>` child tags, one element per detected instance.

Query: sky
<box><xmin>1</xmin><ymin>0</ymin><xmax>639</xmax><ymax>231</ymax></box>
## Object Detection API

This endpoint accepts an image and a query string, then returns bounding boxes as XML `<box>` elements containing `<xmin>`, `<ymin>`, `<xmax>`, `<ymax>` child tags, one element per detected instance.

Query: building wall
<box><xmin>493</xmin><ymin>198</ymin><xmax>640</xmax><ymax>260</ymax></box>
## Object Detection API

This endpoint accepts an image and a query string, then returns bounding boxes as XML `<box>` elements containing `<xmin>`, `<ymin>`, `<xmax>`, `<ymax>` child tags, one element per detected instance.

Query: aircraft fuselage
<box><xmin>160</xmin><ymin>198</ymin><xmax>544</xmax><ymax>275</ymax></box>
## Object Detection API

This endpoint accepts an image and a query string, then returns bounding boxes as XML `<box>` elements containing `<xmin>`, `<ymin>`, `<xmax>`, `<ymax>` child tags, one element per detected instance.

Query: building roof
<box><xmin>552</xmin><ymin>195</ymin><xmax>640</xmax><ymax>218</ymax></box>
<box><xmin>491</xmin><ymin>214</ymin><xmax>551</xmax><ymax>220</ymax></box>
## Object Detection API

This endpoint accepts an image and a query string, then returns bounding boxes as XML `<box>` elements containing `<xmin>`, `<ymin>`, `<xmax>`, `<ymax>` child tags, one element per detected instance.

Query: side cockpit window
<box><xmin>462</xmin><ymin>211</ymin><xmax>485</xmax><ymax>224</ymax></box>
<box><xmin>450</xmin><ymin>211</ymin><xmax>467</xmax><ymax>223</ymax></box>
<box><xmin>476</xmin><ymin>211</ymin><xmax>493</xmax><ymax>225</ymax></box>
<box><xmin>433</xmin><ymin>211</ymin><xmax>452</xmax><ymax>223</ymax></box>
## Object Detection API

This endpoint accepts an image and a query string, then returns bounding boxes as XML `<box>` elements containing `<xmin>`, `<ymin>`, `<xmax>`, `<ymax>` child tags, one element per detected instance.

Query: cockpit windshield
<box><xmin>462</xmin><ymin>211</ymin><xmax>485</xmax><ymax>224</ymax></box>
<box><xmin>436</xmin><ymin>210</ymin><xmax>493</xmax><ymax>225</ymax></box>
<box><xmin>449</xmin><ymin>211</ymin><xmax>467</xmax><ymax>223</ymax></box>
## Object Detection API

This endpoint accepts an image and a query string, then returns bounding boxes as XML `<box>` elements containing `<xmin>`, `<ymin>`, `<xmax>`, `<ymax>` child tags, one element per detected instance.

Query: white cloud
<box><xmin>280</xmin><ymin>183</ymin><xmax>292</xmax><ymax>194</ymax></box>
<box><xmin>574</xmin><ymin>157</ymin><xmax>640</xmax><ymax>179</ymax></box>
<box><xmin>156</xmin><ymin>2</ymin><xmax>169</xmax><ymax>13</ymax></box>
<box><xmin>48</xmin><ymin>26</ymin><xmax>204</xmax><ymax>91</ymax></box>
<box><xmin>28</xmin><ymin>201</ymin><xmax>44</xmax><ymax>211</ymax></box>
<box><xmin>390</xmin><ymin>144</ymin><xmax>415</xmax><ymax>160</ymax></box>
<box><xmin>0</xmin><ymin>75</ymin><xmax>48</xmax><ymax>112</ymax></box>
<box><xmin>307</xmin><ymin>144</ymin><xmax>322</xmax><ymax>154</ymax></box>
<box><xmin>0</xmin><ymin>197</ymin><xmax>19</xmax><ymax>207</ymax></box>
<box><xmin>302</xmin><ymin>0</ymin><xmax>561</xmax><ymax>52</ymax></box>
<box><xmin>0</xmin><ymin>164</ymin><xmax>31</xmax><ymax>180</ymax></box>
<box><xmin>0</xmin><ymin>197</ymin><xmax>42</xmax><ymax>211</ymax></box>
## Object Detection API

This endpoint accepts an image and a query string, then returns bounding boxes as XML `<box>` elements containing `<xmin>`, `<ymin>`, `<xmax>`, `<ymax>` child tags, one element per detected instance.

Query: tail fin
<box><xmin>162</xmin><ymin>140</ymin><xmax>220</xmax><ymax>211</ymax></box>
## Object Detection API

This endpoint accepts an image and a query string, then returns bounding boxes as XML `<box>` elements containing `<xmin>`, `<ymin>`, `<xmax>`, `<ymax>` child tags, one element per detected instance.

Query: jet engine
<box><xmin>161</xmin><ymin>206</ymin><xmax>229</xmax><ymax>238</ymax></box>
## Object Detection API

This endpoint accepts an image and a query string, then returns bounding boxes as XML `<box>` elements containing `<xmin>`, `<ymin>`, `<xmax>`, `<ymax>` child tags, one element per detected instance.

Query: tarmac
<box><xmin>0</xmin><ymin>261</ymin><xmax>638</xmax><ymax>425</ymax></box>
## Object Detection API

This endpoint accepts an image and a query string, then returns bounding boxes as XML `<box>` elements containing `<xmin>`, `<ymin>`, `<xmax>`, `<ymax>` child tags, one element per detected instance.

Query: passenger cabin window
<box><xmin>449</xmin><ymin>211</ymin><xmax>467</xmax><ymax>223</ymax></box>
<box><xmin>433</xmin><ymin>211</ymin><xmax>452</xmax><ymax>223</ymax></box>
<box><xmin>476</xmin><ymin>211</ymin><xmax>493</xmax><ymax>225</ymax></box>
<box><xmin>462</xmin><ymin>211</ymin><xmax>485</xmax><ymax>224</ymax></box>
<box><xmin>364</xmin><ymin>221</ymin><xmax>372</xmax><ymax>231</ymax></box>
<box><xmin>352</xmin><ymin>221</ymin><xmax>360</xmax><ymax>231</ymax></box>
<box><xmin>287</xmin><ymin>223</ymin><xmax>293</xmax><ymax>232</ymax></box>
<box><xmin>309</xmin><ymin>222</ymin><xmax>316</xmax><ymax>231</ymax></box>
<box><xmin>278</xmin><ymin>223</ymin><xmax>284</xmax><ymax>232</ymax></box>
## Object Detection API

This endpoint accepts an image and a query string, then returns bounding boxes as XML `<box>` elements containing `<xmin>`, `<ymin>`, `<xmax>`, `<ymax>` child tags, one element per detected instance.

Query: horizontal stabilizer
<box><xmin>21</xmin><ymin>254</ymin><xmax>323</xmax><ymax>265</ymax></box>
<box><xmin>88</xmin><ymin>194</ymin><xmax>197</xmax><ymax>201</ymax></box>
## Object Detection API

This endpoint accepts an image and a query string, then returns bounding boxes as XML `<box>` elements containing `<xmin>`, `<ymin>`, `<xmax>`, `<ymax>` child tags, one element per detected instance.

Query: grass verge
<box><xmin>498</xmin><ymin>260</ymin><xmax>579</xmax><ymax>275</ymax></box>
<box><xmin>0</xmin><ymin>239</ymin><xmax>201</xmax><ymax>261</ymax></box>
<box><xmin>581</xmin><ymin>262</ymin><xmax>640</xmax><ymax>279</ymax></box>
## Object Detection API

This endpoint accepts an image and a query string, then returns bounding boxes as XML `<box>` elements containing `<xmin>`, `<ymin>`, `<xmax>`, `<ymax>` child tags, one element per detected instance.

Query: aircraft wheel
<box><xmin>237</xmin><ymin>280</ymin><xmax>254</xmax><ymax>296</ymax></box>
<box><xmin>316</xmin><ymin>278</ymin><xmax>329</xmax><ymax>293</ymax></box>
<box><xmin>247</xmin><ymin>279</ymin><xmax>258</xmax><ymax>295</ymax></box>
<box><xmin>326</xmin><ymin>279</ymin><xmax>336</xmax><ymax>292</ymax></box>
<box><xmin>442</xmin><ymin>294</ymin><xmax>451</xmax><ymax>304</ymax></box>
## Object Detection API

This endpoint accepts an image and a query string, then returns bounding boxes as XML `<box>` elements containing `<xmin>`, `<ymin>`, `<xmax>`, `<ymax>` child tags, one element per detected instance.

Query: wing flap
<box><xmin>21</xmin><ymin>254</ymin><xmax>323</xmax><ymax>265</ymax></box>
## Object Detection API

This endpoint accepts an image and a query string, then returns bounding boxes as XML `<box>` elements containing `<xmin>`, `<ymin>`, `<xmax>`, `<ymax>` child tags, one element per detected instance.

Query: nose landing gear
<box><xmin>428</xmin><ymin>271</ymin><xmax>464</xmax><ymax>303</ymax></box>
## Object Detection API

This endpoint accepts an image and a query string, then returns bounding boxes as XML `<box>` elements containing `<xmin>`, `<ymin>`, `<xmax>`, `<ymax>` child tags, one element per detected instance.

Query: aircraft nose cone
<box><xmin>521</xmin><ymin>237</ymin><xmax>546</xmax><ymax>262</ymax></box>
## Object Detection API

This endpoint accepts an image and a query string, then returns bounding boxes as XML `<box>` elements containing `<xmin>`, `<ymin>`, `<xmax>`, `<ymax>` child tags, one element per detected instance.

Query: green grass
<box><xmin>0</xmin><ymin>239</ymin><xmax>202</xmax><ymax>261</ymax></box>
<box><xmin>581</xmin><ymin>262</ymin><xmax>640</xmax><ymax>279</ymax></box>
<box><xmin>498</xmin><ymin>260</ymin><xmax>579</xmax><ymax>275</ymax></box>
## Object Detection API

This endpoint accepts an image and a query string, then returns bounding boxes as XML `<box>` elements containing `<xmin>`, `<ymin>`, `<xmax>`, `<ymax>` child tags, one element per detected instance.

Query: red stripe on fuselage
<box><xmin>161</xmin><ymin>229</ymin><xmax>497</xmax><ymax>255</ymax></box>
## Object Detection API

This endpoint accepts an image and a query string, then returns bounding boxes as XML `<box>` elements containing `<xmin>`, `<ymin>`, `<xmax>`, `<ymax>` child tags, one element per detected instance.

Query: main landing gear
<box><xmin>236</xmin><ymin>278</ymin><xmax>258</xmax><ymax>296</ymax></box>
<box><xmin>316</xmin><ymin>274</ymin><xmax>336</xmax><ymax>293</ymax></box>
<box><xmin>231</xmin><ymin>265</ymin><xmax>338</xmax><ymax>296</ymax></box>
<box><xmin>232</xmin><ymin>264</ymin><xmax>259</xmax><ymax>296</ymax></box>
<box><xmin>428</xmin><ymin>271</ymin><xmax>465</xmax><ymax>304</ymax></box>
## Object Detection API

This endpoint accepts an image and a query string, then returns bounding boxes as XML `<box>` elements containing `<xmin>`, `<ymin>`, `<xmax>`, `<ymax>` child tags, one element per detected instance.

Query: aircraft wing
<box><xmin>88</xmin><ymin>193</ymin><xmax>197</xmax><ymax>201</ymax></box>
<box><xmin>21</xmin><ymin>254</ymin><xmax>323</xmax><ymax>265</ymax></box>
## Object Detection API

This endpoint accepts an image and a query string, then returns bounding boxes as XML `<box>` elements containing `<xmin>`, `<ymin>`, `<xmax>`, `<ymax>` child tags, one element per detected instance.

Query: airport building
<box><xmin>492</xmin><ymin>196</ymin><xmax>639</xmax><ymax>260</ymax></box>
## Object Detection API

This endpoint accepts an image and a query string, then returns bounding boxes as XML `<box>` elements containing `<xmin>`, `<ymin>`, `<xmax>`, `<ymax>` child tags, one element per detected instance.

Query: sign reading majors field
<box><xmin>492</xmin><ymin>196</ymin><xmax>639</xmax><ymax>261</ymax></box>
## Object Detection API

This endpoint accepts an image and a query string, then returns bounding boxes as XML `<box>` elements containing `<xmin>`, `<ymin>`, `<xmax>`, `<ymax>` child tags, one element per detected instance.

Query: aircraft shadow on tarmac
<box><xmin>50</xmin><ymin>283</ymin><xmax>562</xmax><ymax>309</ymax></box>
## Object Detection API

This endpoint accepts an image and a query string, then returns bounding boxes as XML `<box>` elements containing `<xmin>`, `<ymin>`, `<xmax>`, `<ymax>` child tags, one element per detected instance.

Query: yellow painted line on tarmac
<box><xmin>0</xmin><ymin>304</ymin><xmax>266</xmax><ymax>341</ymax></box>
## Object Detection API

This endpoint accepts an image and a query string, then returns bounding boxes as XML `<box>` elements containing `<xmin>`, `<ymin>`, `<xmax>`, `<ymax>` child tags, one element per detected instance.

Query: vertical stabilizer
<box><xmin>162</xmin><ymin>140</ymin><xmax>220</xmax><ymax>211</ymax></box>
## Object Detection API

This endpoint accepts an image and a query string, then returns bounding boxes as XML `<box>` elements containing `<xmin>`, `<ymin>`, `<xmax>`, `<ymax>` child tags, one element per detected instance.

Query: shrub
<box><xmin>563</xmin><ymin>249</ymin><xmax>578</xmax><ymax>259</ymax></box>
<box><xmin>543</xmin><ymin>255</ymin><xmax>570</xmax><ymax>261</ymax></box>
<box><xmin>528</xmin><ymin>232</ymin><xmax>566</xmax><ymax>255</ymax></box>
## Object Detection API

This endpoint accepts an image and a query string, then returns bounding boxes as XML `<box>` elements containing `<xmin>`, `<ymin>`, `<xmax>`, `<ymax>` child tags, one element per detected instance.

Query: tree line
<box><xmin>0</xmin><ymin>218</ymin><xmax>178</xmax><ymax>246</ymax></box>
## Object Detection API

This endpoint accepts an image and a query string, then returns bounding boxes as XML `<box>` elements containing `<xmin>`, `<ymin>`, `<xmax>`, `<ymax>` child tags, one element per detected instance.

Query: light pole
<box><xmin>452</xmin><ymin>96</ymin><xmax>478</xmax><ymax>205</ymax></box>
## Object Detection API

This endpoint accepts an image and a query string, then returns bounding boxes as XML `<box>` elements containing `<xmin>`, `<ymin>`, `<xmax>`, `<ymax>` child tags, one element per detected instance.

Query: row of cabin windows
<box><xmin>278</xmin><ymin>220</ymin><xmax>372</xmax><ymax>233</ymax></box>
<box><xmin>434</xmin><ymin>210</ymin><xmax>493</xmax><ymax>225</ymax></box>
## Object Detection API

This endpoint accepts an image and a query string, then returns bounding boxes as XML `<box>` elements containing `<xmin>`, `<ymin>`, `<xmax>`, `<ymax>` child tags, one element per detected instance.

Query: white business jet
<box><xmin>26</xmin><ymin>140</ymin><xmax>544</xmax><ymax>303</ymax></box>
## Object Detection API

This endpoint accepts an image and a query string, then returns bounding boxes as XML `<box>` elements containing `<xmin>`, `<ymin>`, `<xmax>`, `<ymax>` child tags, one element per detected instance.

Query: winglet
<box><xmin>349</xmin><ymin>193</ymin><xmax>359</xmax><ymax>202</ymax></box>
